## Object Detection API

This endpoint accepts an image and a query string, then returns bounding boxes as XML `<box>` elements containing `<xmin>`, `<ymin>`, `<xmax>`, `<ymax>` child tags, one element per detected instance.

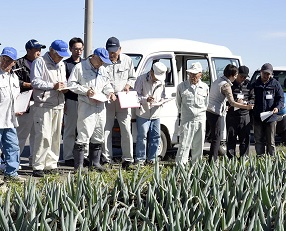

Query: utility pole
<box><xmin>84</xmin><ymin>0</ymin><xmax>93</xmax><ymax>58</ymax></box>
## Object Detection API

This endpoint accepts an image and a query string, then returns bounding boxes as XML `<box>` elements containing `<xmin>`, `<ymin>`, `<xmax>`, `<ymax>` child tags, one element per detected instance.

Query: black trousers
<box><xmin>206</xmin><ymin>111</ymin><xmax>222</xmax><ymax>162</ymax></box>
<box><xmin>226</xmin><ymin>114</ymin><xmax>251</xmax><ymax>158</ymax></box>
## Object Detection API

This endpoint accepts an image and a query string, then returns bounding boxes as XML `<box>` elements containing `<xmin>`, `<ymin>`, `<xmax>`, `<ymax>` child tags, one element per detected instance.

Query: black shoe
<box><xmin>64</xmin><ymin>159</ymin><xmax>74</xmax><ymax>167</ymax></box>
<box><xmin>146</xmin><ymin>160</ymin><xmax>155</xmax><ymax>165</ymax></box>
<box><xmin>89</xmin><ymin>164</ymin><xmax>106</xmax><ymax>172</ymax></box>
<box><xmin>33</xmin><ymin>170</ymin><xmax>44</xmax><ymax>177</ymax></box>
<box><xmin>44</xmin><ymin>169</ymin><xmax>58</xmax><ymax>175</ymax></box>
<box><xmin>4</xmin><ymin>175</ymin><xmax>26</xmax><ymax>183</ymax></box>
<box><xmin>121</xmin><ymin>161</ymin><xmax>135</xmax><ymax>170</ymax></box>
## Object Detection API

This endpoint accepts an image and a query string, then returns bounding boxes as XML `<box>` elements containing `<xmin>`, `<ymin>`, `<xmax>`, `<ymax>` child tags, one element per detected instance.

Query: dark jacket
<box><xmin>64</xmin><ymin>57</ymin><xmax>81</xmax><ymax>101</ymax></box>
<box><xmin>13</xmin><ymin>55</ymin><xmax>33</xmax><ymax>93</ymax></box>
<box><xmin>249</xmin><ymin>77</ymin><xmax>284</xmax><ymax>122</ymax></box>
<box><xmin>227</xmin><ymin>79</ymin><xmax>252</xmax><ymax>116</ymax></box>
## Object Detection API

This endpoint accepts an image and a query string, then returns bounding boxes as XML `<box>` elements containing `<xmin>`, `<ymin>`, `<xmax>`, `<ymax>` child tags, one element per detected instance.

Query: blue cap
<box><xmin>25</xmin><ymin>39</ymin><xmax>46</xmax><ymax>50</ymax></box>
<box><xmin>94</xmin><ymin>48</ymin><xmax>112</xmax><ymax>64</ymax></box>
<box><xmin>51</xmin><ymin>40</ymin><xmax>69</xmax><ymax>57</ymax></box>
<box><xmin>1</xmin><ymin>47</ymin><xmax>17</xmax><ymax>60</ymax></box>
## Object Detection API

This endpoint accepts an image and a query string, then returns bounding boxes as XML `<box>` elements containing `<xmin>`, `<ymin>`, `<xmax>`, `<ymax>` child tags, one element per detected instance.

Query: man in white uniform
<box><xmin>102</xmin><ymin>37</ymin><xmax>136</xmax><ymax>169</ymax></box>
<box><xmin>68</xmin><ymin>48</ymin><xmax>116</xmax><ymax>171</ymax></box>
<box><xmin>175</xmin><ymin>62</ymin><xmax>209</xmax><ymax>165</ymax></box>
<box><xmin>31</xmin><ymin>40</ymin><xmax>69</xmax><ymax>177</ymax></box>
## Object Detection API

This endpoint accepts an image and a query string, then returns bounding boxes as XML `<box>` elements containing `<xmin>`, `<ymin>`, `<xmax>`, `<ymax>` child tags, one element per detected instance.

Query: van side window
<box><xmin>142</xmin><ymin>58</ymin><xmax>174</xmax><ymax>87</ymax></box>
<box><xmin>213</xmin><ymin>58</ymin><xmax>240</xmax><ymax>79</ymax></box>
<box><xmin>186</xmin><ymin>59</ymin><xmax>210</xmax><ymax>86</ymax></box>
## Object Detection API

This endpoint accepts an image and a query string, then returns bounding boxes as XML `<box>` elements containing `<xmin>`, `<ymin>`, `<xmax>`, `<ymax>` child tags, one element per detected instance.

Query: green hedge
<box><xmin>0</xmin><ymin>153</ymin><xmax>286</xmax><ymax>230</ymax></box>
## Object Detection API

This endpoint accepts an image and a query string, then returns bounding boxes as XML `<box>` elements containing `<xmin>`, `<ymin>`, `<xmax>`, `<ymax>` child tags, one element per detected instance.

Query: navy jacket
<box><xmin>249</xmin><ymin>77</ymin><xmax>284</xmax><ymax>122</ymax></box>
<box><xmin>63</xmin><ymin>56</ymin><xmax>81</xmax><ymax>101</ymax></box>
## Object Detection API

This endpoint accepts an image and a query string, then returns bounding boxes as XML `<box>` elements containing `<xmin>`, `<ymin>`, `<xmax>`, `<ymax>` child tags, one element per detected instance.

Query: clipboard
<box><xmin>151</xmin><ymin>98</ymin><xmax>174</xmax><ymax>106</ymax></box>
<box><xmin>15</xmin><ymin>90</ymin><xmax>33</xmax><ymax>113</ymax></box>
<box><xmin>118</xmin><ymin>91</ymin><xmax>140</xmax><ymax>108</ymax></box>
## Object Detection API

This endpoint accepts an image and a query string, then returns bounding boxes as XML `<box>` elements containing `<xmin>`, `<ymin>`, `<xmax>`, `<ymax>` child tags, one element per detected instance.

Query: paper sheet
<box><xmin>151</xmin><ymin>98</ymin><xmax>175</xmax><ymax>106</ymax></box>
<box><xmin>260</xmin><ymin>111</ymin><xmax>273</xmax><ymax>122</ymax></box>
<box><xmin>15</xmin><ymin>90</ymin><xmax>33</xmax><ymax>113</ymax></box>
<box><xmin>89</xmin><ymin>93</ymin><xmax>109</xmax><ymax>102</ymax></box>
<box><xmin>58</xmin><ymin>86</ymin><xmax>77</xmax><ymax>91</ymax></box>
<box><xmin>118</xmin><ymin>91</ymin><xmax>140</xmax><ymax>108</ymax></box>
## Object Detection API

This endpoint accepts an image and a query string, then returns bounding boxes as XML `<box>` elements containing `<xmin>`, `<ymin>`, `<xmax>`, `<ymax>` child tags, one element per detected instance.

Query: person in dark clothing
<box><xmin>226</xmin><ymin>66</ymin><xmax>252</xmax><ymax>158</ymax></box>
<box><xmin>13</xmin><ymin>39</ymin><xmax>46</xmax><ymax>166</ymax></box>
<box><xmin>63</xmin><ymin>37</ymin><xmax>84</xmax><ymax>166</ymax></box>
<box><xmin>249</xmin><ymin>63</ymin><xmax>284</xmax><ymax>156</ymax></box>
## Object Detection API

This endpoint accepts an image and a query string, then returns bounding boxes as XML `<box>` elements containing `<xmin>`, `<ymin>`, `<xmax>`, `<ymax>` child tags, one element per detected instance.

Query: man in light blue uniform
<box><xmin>0</xmin><ymin>47</ymin><xmax>24</xmax><ymax>182</ymax></box>
<box><xmin>175</xmin><ymin>62</ymin><xmax>209</xmax><ymax>165</ymax></box>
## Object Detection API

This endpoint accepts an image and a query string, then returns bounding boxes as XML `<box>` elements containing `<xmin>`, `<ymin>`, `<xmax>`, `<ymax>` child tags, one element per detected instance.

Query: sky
<box><xmin>1</xmin><ymin>0</ymin><xmax>286</xmax><ymax>75</ymax></box>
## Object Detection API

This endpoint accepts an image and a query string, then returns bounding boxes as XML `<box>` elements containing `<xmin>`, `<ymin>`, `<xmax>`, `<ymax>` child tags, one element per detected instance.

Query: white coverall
<box><xmin>68</xmin><ymin>59</ymin><xmax>114</xmax><ymax>145</ymax></box>
<box><xmin>175</xmin><ymin>79</ymin><xmax>209</xmax><ymax>164</ymax></box>
<box><xmin>30</xmin><ymin>52</ymin><xmax>66</xmax><ymax>171</ymax></box>
<box><xmin>102</xmin><ymin>53</ymin><xmax>136</xmax><ymax>163</ymax></box>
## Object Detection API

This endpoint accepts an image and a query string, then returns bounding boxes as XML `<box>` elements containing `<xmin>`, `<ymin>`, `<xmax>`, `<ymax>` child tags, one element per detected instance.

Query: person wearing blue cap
<box><xmin>13</xmin><ymin>39</ymin><xmax>46</xmax><ymax>167</ymax></box>
<box><xmin>30</xmin><ymin>40</ymin><xmax>69</xmax><ymax>177</ymax></box>
<box><xmin>68</xmin><ymin>48</ymin><xmax>116</xmax><ymax>172</ymax></box>
<box><xmin>0</xmin><ymin>47</ymin><xmax>25</xmax><ymax>183</ymax></box>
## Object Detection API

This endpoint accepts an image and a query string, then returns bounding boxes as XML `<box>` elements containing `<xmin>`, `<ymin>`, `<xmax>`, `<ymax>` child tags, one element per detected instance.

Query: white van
<box><xmin>113</xmin><ymin>38</ymin><xmax>242</xmax><ymax>158</ymax></box>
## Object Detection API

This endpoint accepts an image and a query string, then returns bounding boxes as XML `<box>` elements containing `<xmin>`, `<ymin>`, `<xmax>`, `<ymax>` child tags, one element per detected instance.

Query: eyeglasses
<box><xmin>72</xmin><ymin>48</ymin><xmax>83</xmax><ymax>52</ymax></box>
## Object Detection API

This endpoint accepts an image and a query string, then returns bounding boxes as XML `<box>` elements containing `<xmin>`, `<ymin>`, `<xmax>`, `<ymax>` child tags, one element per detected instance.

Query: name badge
<box><xmin>266</xmin><ymin>94</ymin><xmax>273</xmax><ymax>99</ymax></box>
<box><xmin>237</xmin><ymin>94</ymin><xmax>244</xmax><ymax>99</ymax></box>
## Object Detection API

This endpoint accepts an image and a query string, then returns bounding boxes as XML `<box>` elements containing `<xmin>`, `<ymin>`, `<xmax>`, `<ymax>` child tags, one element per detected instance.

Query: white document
<box><xmin>89</xmin><ymin>93</ymin><xmax>109</xmax><ymax>102</ymax></box>
<box><xmin>260</xmin><ymin>111</ymin><xmax>273</xmax><ymax>122</ymax></box>
<box><xmin>15</xmin><ymin>90</ymin><xmax>33</xmax><ymax>113</ymax></box>
<box><xmin>118</xmin><ymin>91</ymin><xmax>140</xmax><ymax>108</ymax></box>
<box><xmin>151</xmin><ymin>98</ymin><xmax>175</xmax><ymax>106</ymax></box>
<box><xmin>58</xmin><ymin>86</ymin><xmax>77</xmax><ymax>91</ymax></box>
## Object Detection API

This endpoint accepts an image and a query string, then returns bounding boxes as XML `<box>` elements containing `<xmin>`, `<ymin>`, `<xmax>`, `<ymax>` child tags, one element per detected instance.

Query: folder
<box><xmin>15</xmin><ymin>90</ymin><xmax>33</xmax><ymax>113</ymax></box>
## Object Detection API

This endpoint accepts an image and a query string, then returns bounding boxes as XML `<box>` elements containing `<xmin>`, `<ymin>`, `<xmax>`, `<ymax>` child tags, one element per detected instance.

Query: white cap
<box><xmin>186</xmin><ymin>62</ymin><xmax>203</xmax><ymax>74</ymax></box>
<box><xmin>152</xmin><ymin>62</ymin><xmax>167</xmax><ymax>81</ymax></box>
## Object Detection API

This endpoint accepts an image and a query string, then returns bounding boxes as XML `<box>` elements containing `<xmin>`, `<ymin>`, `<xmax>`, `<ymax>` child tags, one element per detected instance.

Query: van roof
<box><xmin>120</xmin><ymin>38</ymin><xmax>235</xmax><ymax>56</ymax></box>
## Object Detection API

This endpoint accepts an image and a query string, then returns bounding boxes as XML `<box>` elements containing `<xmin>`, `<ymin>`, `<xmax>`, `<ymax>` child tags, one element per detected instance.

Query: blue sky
<box><xmin>1</xmin><ymin>0</ymin><xmax>286</xmax><ymax>74</ymax></box>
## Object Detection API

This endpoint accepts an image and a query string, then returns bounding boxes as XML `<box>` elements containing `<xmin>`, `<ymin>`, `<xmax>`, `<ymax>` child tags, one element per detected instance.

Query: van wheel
<box><xmin>158</xmin><ymin>130</ymin><xmax>168</xmax><ymax>160</ymax></box>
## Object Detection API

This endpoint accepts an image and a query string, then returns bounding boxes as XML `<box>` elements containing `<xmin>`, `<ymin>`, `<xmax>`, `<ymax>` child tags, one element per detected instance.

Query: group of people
<box><xmin>0</xmin><ymin>36</ymin><xmax>284</xmax><ymax>182</ymax></box>
<box><xmin>175</xmin><ymin>62</ymin><xmax>284</xmax><ymax>165</ymax></box>
<box><xmin>0</xmin><ymin>36</ymin><xmax>171</xmax><ymax>181</ymax></box>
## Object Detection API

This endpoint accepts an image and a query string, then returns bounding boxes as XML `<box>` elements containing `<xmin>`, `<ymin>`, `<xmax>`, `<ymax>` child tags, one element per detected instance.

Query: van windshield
<box><xmin>124</xmin><ymin>54</ymin><xmax>143</xmax><ymax>71</ymax></box>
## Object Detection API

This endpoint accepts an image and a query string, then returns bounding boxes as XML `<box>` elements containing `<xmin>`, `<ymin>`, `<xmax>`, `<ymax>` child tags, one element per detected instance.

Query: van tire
<box><xmin>158</xmin><ymin>130</ymin><xmax>168</xmax><ymax>160</ymax></box>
